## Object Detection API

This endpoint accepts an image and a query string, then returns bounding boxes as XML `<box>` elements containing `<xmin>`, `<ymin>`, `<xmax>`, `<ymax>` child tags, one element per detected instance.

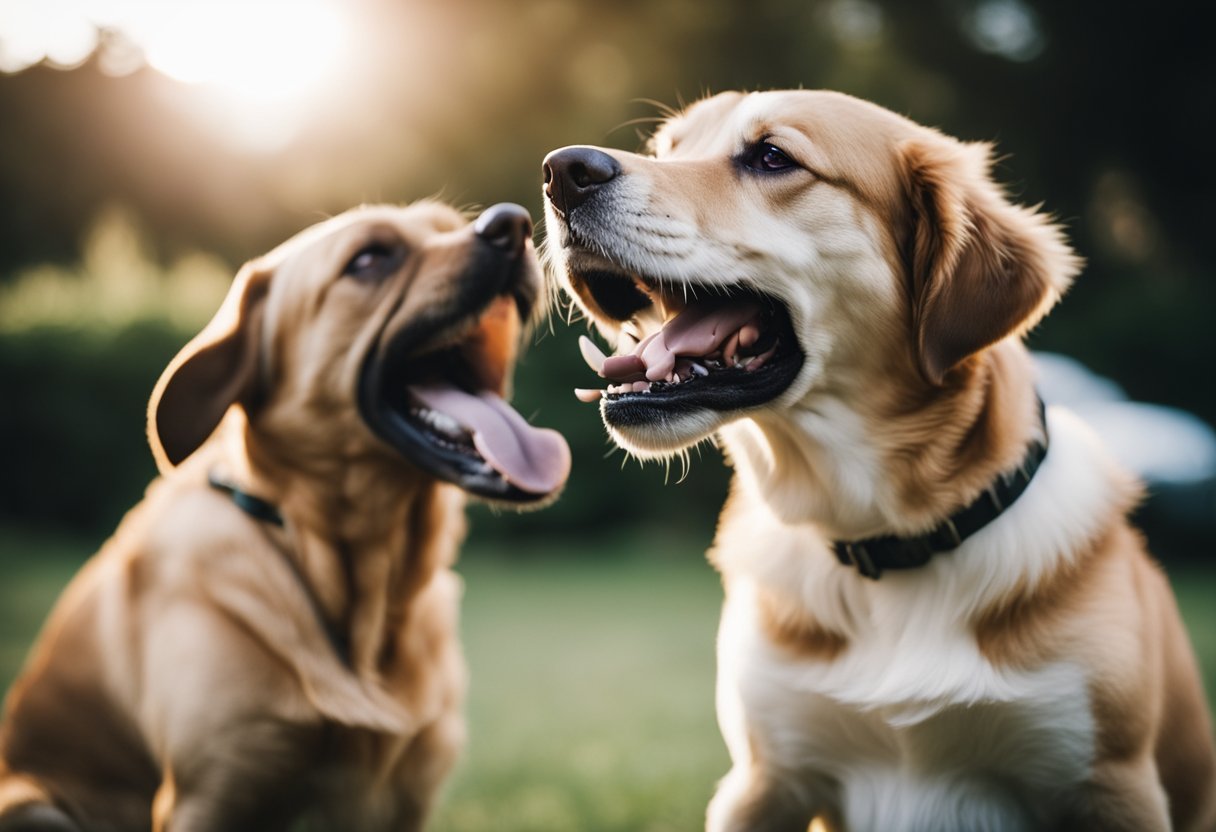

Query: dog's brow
<box><xmin>344</xmin><ymin>223</ymin><xmax>409</xmax><ymax>254</ymax></box>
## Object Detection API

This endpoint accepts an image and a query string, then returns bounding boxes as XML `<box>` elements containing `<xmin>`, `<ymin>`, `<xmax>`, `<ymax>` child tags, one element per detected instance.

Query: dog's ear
<box><xmin>147</xmin><ymin>261</ymin><xmax>272</xmax><ymax>472</ymax></box>
<box><xmin>900</xmin><ymin>135</ymin><xmax>1081</xmax><ymax>385</ymax></box>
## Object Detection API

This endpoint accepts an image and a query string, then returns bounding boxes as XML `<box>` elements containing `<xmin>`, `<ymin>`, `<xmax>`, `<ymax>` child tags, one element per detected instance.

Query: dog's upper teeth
<box><xmin>723</xmin><ymin>332</ymin><xmax>741</xmax><ymax>365</ymax></box>
<box><xmin>578</xmin><ymin>335</ymin><xmax>607</xmax><ymax>374</ymax></box>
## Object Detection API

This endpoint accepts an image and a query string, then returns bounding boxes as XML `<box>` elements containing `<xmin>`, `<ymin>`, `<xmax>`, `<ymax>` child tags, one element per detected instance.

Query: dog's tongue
<box><xmin>409</xmin><ymin>384</ymin><xmax>571</xmax><ymax>496</ymax></box>
<box><xmin>597</xmin><ymin>300</ymin><xmax>765</xmax><ymax>382</ymax></box>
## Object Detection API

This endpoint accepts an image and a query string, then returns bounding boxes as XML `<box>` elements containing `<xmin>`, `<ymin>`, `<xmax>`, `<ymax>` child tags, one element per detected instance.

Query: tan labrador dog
<box><xmin>543</xmin><ymin>90</ymin><xmax>1216</xmax><ymax>831</ymax></box>
<box><xmin>0</xmin><ymin>202</ymin><xmax>570</xmax><ymax>832</ymax></box>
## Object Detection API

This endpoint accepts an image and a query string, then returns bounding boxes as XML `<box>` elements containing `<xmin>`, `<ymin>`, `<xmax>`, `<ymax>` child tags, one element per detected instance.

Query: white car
<box><xmin>1035</xmin><ymin>352</ymin><xmax>1216</xmax><ymax>535</ymax></box>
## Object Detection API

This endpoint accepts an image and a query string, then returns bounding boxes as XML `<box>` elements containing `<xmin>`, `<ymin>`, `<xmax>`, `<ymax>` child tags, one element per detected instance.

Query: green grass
<box><xmin>2</xmin><ymin>527</ymin><xmax>1214</xmax><ymax>831</ymax></box>
<box><xmin>435</xmin><ymin>538</ymin><xmax>727</xmax><ymax>832</ymax></box>
<box><xmin>1172</xmin><ymin>564</ymin><xmax>1216</xmax><ymax>703</ymax></box>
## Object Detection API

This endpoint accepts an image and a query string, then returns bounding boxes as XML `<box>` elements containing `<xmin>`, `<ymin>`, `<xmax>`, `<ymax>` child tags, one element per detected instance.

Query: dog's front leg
<box><xmin>1056</xmin><ymin>756</ymin><xmax>1173</xmax><ymax>832</ymax></box>
<box><xmin>707</xmin><ymin>764</ymin><xmax>822</xmax><ymax>832</ymax></box>
<box><xmin>150</xmin><ymin>716</ymin><xmax>323</xmax><ymax>832</ymax></box>
<box><xmin>141</xmin><ymin>606</ymin><xmax>328</xmax><ymax>832</ymax></box>
<box><xmin>378</xmin><ymin>710</ymin><xmax>465</xmax><ymax>832</ymax></box>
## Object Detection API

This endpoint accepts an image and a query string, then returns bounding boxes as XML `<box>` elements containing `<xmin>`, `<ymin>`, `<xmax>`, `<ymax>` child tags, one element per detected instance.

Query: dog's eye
<box><xmin>343</xmin><ymin>243</ymin><xmax>400</xmax><ymax>281</ymax></box>
<box><xmin>741</xmin><ymin>142</ymin><xmax>797</xmax><ymax>173</ymax></box>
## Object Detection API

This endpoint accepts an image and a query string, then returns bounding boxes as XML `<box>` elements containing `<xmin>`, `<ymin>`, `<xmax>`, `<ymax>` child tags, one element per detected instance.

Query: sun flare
<box><xmin>1</xmin><ymin>0</ymin><xmax>352</xmax><ymax>148</ymax></box>
<box><xmin>127</xmin><ymin>1</ymin><xmax>349</xmax><ymax>107</ymax></box>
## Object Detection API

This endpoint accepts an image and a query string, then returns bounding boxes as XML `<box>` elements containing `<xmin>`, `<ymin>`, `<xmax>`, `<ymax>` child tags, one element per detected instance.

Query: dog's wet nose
<box><xmin>543</xmin><ymin>146</ymin><xmax>621</xmax><ymax>214</ymax></box>
<box><xmin>474</xmin><ymin>203</ymin><xmax>533</xmax><ymax>252</ymax></box>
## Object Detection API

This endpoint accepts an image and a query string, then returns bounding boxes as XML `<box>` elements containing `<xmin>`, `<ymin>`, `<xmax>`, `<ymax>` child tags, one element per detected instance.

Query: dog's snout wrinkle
<box><xmin>542</xmin><ymin>146</ymin><xmax>620</xmax><ymax>214</ymax></box>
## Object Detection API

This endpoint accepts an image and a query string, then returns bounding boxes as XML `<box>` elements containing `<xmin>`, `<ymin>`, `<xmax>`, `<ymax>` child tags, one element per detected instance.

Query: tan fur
<box><xmin>547</xmin><ymin>90</ymin><xmax>1216</xmax><ymax>831</ymax></box>
<box><xmin>0</xmin><ymin>202</ymin><xmax>534</xmax><ymax>831</ymax></box>
<box><xmin>716</xmin><ymin>487</ymin><xmax>849</xmax><ymax>663</ymax></box>
<box><xmin>755</xmin><ymin>589</ymin><xmax>849</xmax><ymax>663</ymax></box>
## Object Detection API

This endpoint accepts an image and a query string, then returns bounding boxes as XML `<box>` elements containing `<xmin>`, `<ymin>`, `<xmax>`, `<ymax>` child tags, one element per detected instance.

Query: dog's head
<box><xmin>149</xmin><ymin>201</ymin><xmax>570</xmax><ymax>505</ymax></box>
<box><xmin>543</xmin><ymin>90</ymin><xmax>1081</xmax><ymax>458</ymax></box>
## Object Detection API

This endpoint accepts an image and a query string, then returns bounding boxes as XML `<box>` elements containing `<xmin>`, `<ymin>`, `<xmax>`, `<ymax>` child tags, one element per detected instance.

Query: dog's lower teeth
<box><xmin>410</xmin><ymin>407</ymin><xmax>467</xmax><ymax>441</ymax></box>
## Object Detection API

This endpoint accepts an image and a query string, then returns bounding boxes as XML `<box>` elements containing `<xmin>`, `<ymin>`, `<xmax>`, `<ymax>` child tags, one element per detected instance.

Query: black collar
<box><xmin>208</xmin><ymin>473</ymin><xmax>351</xmax><ymax>667</ymax></box>
<box><xmin>208</xmin><ymin>473</ymin><xmax>284</xmax><ymax>527</ymax></box>
<box><xmin>832</xmin><ymin>398</ymin><xmax>1049</xmax><ymax>580</ymax></box>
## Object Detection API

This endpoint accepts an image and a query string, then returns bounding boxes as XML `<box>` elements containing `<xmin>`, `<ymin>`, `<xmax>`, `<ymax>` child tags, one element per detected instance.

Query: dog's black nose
<box><xmin>474</xmin><ymin>203</ymin><xmax>533</xmax><ymax>252</ymax></box>
<box><xmin>543</xmin><ymin>146</ymin><xmax>621</xmax><ymax>214</ymax></box>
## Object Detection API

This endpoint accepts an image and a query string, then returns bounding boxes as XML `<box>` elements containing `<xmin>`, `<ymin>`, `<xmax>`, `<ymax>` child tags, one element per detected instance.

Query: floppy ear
<box><xmin>147</xmin><ymin>261</ymin><xmax>272</xmax><ymax>472</ymax></box>
<box><xmin>901</xmin><ymin>135</ymin><xmax>1082</xmax><ymax>385</ymax></box>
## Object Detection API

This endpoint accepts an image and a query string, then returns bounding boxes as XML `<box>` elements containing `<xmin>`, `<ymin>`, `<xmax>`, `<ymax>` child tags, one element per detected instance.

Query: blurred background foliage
<box><xmin>1</xmin><ymin>0</ymin><xmax>1212</xmax><ymax>547</ymax></box>
<box><xmin>2</xmin><ymin>1</ymin><xmax>1213</xmax><ymax>828</ymax></box>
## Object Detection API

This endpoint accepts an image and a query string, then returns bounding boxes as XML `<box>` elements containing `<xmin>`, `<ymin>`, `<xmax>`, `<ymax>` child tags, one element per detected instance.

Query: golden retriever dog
<box><xmin>542</xmin><ymin>90</ymin><xmax>1216</xmax><ymax>831</ymax></box>
<box><xmin>0</xmin><ymin>202</ymin><xmax>570</xmax><ymax>832</ymax></box>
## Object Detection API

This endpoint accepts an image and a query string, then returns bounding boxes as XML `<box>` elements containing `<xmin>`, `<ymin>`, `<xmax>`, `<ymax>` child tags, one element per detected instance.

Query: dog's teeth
<box><xmin>578</xmin><ymin>335</ymin><xmax>607</xmax><ymax>374</ymax></box>
<box><xmin>723</xmin><ymin>332</ymin><xmax>740</xmax><ymax>365</ymax></box>
<box><xmin>412</xmin><ymin>406</ymin><xmax>465</xmax><ymax>439</ymax></box>
<box><xmin>744</xmin><ymin>342</ymin><xmax>779</xmax><ymax>372</ymax></box>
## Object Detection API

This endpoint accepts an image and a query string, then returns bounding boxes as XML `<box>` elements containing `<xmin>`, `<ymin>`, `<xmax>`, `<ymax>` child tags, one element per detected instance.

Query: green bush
<box><xmin>0</xmin><ymin>321</ymin><xmax>183</xmax><ymax>534</ymax></box>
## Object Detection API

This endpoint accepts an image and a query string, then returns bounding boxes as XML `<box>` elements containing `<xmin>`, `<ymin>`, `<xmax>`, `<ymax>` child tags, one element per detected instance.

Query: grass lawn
<box><xmin>2</xmin><ymin>526</ymin><xmax>1214</xmax><ymax>831</ymax></box>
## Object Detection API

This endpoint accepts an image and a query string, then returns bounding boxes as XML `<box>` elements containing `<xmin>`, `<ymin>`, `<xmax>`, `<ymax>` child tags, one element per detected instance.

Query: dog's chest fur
<box><xmin>712</xmin><ymin>409</ymin><xmax>1125</xmax><ymax>830</ymax></box>
<box><xmin>719</xmin><ymin>580</ymin><xmax>1094</xmax><ymax>830</ymax></box>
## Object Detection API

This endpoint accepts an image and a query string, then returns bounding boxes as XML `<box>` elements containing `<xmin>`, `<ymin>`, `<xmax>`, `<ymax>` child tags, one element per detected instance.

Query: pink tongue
<box><xmin>409</xmin><ymin>384</ymin><xmax>571</xmax><ymax>496</ymax></box>
<box><xmin>601</xmin><ymin>301</ymin><xmax>764</xmax><ymax>382</ymax></box>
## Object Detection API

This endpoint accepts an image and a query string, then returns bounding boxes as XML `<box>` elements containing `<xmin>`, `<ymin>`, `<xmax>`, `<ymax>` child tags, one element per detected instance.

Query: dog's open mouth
<box><xmin>571</xmin><ymin>270</ymin><xmax>804</xmax><ymax>422</ymax></box>
<box><xmin>360</xmin><ymin>293</ymin><xmax>570</xmax><ymax>504</ymax></box>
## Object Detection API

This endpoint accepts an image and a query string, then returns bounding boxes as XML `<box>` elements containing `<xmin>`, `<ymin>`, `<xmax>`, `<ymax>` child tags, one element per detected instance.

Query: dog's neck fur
<box><xmin>720</xmin><ymin>341</ymin><xmax>1043</xmax><ymax>543</ymax></box>
<box><xmin>232</xmin><ymin>416</ymin><xmax>466</xmax><ymax>679</ymax></box>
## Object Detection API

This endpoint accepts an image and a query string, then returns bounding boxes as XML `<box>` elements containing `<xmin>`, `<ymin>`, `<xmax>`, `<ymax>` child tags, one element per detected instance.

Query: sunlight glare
<box><xmin>0</xmin><ymin>1</ymin><xmax>98</xmax><ymax>72</ymax></box>
<box><xmin>127</xmin><ymin>0</ymin><xmax>352</xmax><ymax>148</ymax></box>
<box><xmin>1</xmin><ymin>0</ymin><xmax>352</xmax><ymax>149</ymax></box>
<box><xmin>123</xmin><ymin>1</ymin><xmax>349</xmax><ymax>108</ymax></box>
